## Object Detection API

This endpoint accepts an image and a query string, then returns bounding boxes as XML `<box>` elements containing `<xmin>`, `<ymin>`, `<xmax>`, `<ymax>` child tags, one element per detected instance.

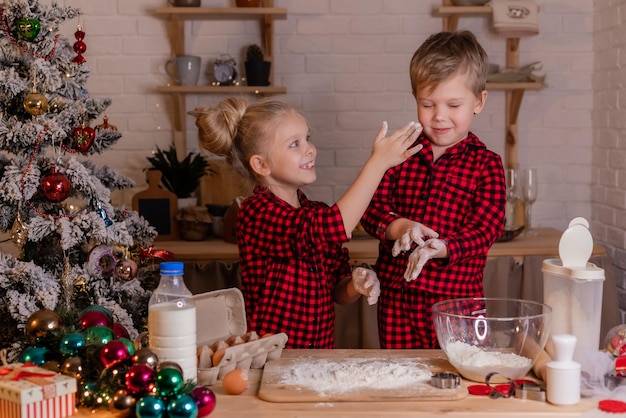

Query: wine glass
<box><xmin>505</xmin><ymin>169</ymin><xmax>520</xmax><ymax>230</ymax></box>
<box><xmin>521</xmin><ymin>168</ymin><xmax>538</xmax><ymax>236</ymax></box>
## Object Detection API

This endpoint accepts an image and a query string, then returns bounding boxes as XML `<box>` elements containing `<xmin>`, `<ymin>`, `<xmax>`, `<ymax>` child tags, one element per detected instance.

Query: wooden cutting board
<box><xmin>258</xmin><ymin>349</ymin><xmax>468</xmax><ymax>402</ymax></box>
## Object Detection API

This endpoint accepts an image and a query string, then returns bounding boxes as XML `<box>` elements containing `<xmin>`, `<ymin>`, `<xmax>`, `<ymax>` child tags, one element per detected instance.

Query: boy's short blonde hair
<box><xmin>409</xmin><ymin>30</ymin><xmax>488</xmax><ymax>98</ymax></box>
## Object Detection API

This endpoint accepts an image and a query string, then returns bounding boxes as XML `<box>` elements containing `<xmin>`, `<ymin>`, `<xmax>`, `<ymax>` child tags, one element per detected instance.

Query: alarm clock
<box><xmin>213</xmin><ymin>54</ymin><xmax>237</xmax><ymax>86</ymax></box>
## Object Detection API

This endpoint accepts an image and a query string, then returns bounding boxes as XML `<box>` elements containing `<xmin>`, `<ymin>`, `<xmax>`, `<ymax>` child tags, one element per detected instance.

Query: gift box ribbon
<box><xmin>0</xmin><ymin>352</ymin><xmax>58</xmax><ymax>400</ymax></box>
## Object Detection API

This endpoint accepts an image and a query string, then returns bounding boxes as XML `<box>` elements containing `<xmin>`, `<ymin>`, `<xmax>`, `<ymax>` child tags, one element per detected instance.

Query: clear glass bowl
<box><xmin>432</xmin><ymin>298</ymin><xmax>552</xmax><ymax>383</ymax></box>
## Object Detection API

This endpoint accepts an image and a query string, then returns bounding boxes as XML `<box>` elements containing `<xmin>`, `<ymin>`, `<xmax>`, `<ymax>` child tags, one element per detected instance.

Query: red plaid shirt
<box><xmin>361</xmin><ymin>132</ymin><xmax>506</xmax><ymax>296</ymax></box>
<box><xmin>236</xmin><ymin>186</ymin><xmax>351</xmax><ymax>349</ymax></box>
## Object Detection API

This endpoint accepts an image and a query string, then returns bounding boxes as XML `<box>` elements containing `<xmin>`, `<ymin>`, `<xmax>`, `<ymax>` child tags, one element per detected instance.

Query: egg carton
<box><xmin>194</xmin><ymin>288</ymin><xmax>288</xmax><ymax>386</ymax></box>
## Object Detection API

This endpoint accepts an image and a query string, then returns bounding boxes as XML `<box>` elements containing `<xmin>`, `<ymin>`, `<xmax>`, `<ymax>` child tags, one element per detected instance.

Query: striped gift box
<box><xmin>0</xmin><ymin>364</ymin><xmax>77</xmax><ymax>418</ymax></box>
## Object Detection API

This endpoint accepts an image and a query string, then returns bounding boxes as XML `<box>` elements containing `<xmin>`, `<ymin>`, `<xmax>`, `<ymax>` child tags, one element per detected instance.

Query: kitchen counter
<box><xmin>157</xmin><ymin>228</ymin><xmax>607</xmax><ymax>265</ymax></box>
<box><xmin>74</xmin><ymin>349</ymin><xmax>600</xmax><ymax>418</ymax></box>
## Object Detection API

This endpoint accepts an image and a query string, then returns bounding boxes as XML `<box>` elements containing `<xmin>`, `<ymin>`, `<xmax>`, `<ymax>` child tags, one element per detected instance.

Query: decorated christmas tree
<box><xmin>0</xmin><ymin>0</ymin><xmax>160</xmax><ymax>360</ymax></box>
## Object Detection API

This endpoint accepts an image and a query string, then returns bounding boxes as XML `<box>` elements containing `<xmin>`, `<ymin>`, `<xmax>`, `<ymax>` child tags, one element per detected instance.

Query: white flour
<box><xmin>445</xmin><ymin>340</ymin><xmax>532</xmax><ymax>382</ymax></box>
<box><xmin>278</xmin><ymin>358</ymin><xmax>432</xmax><ymax>395</ymax></box>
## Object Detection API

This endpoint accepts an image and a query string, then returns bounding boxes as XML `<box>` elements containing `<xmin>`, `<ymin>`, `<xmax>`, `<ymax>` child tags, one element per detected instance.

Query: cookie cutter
<box><xmin>514</xmin><ymin>381</ymin><xmax>546</xmax><ymax>402</ymax></box>
<box><xmin>431</xmin><ymin>372</ymin><xmax>461</xmax><ymax>389</ymax></box>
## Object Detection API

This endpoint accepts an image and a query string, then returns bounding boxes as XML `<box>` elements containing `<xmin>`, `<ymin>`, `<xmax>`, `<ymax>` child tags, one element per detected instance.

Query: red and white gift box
<box><xmin>0</xmin><ymin>363</ymin><xmax>77</xmax><ymax>418</ymax></box>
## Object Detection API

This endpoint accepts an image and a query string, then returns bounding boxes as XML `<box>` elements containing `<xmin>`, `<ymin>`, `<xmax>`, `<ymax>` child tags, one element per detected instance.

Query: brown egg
<box><xmin>222</xmin><ymin>369</ymin><xmax>249</xmax><ymax>395</ymax></box>
<box><xmin>211</xmin><ymin>340</ymin><xmax>228</xmax><ymax>352</ymax></box>
<box><xmin>243</xmin><ymin>331</ymin><xmax>259</xmax><ymax>342</ymax></box>
<box><xmin>212</xmin><ymin>348</ymin><xmax>226</xmax><ymax>367</ymax></box>
<box><xmin>261</xmin><ymin>332</ymin><xmax>275</xmax><ymax>338</ymax></box>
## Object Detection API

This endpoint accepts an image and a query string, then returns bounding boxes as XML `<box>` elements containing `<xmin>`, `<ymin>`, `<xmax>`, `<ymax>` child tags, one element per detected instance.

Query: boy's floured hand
<box><xmin>352</xmin><ymin>267</ymin><xmax>380</xmax><ymax>305</ymax></box>
<box><xmin>392</xmin><ymin>223</ymin><xmax>439</xmax><ymax>256</ymax></box>
<box><xmin>403</xmin><ymin>238</ymin><xmax>447</xmax><ymax>282</ymax></box>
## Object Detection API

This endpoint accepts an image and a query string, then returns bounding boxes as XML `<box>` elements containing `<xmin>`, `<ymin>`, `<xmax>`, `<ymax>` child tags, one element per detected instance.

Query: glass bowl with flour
<box><xmin>433</xmin><ymin>298</ymin><xmax>552</xmax><ymax>383</ymax></box>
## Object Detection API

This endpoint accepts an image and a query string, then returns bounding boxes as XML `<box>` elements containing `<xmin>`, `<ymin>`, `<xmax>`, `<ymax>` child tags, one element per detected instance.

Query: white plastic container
<box><xmin>542</xmin><ymin>218</ymin><xmax>604</xmax><ymax>359</ymax></box>
<box><xmin>546</xmin><ymin>334</ymin><xmax>581</xmax><ymax>405</ymax></box>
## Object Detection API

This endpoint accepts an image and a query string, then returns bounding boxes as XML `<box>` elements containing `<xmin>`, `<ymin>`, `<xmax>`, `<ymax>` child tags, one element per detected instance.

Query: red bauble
<box><xmin>80</xmin><ymin>310</ymin><xmax>113</xmax><ymax>331</ymax></box>
<box><xmin>40</xmin><ymin>167</ymin><xmax>71</xmax><ymax>203</ymax></box>
<box><xmin>100</xmin><ymin>340</ymin><xmax>131</xmax><ymax>368</ymax></box>
<box><xmin>125</xmin><ymin>364</ymin><xmax>156</xmax><ymax>396</ymax></box>
<box><xmin>72</xmin><ymin>125</ymin><xmax>95</xmax><ymax>152</ymax></box>
<box><xmin>72</xmin><ymin>27</ymin><xmax>87</xmax><ymax>64</ymax></box>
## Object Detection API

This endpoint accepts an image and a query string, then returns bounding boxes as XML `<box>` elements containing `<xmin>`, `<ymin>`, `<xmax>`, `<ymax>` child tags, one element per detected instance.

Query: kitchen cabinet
<box><xmin>434</xmin><ymin>0</ymin><xmax>544</xmax><ymax>170</ymax></box>
<box><xmin>153</xmin><ymin>2</ymin><xmax>287</xmax><ymax>151</ymax></box>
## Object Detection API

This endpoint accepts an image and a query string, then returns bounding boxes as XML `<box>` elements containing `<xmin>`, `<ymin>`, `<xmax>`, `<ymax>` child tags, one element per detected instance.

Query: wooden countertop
<box><xmin>157</xmin><ymin>228</ymin><xmax>606</xmax><ymax>264</ymax></box>
<box><xmin>75</xmin><ymin>349</ymin><xmax>599</xmax><ymax>418</ymax></box>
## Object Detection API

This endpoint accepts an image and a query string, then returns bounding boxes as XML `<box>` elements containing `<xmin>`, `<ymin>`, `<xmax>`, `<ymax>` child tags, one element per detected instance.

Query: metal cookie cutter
<box><xmin>431</xmin><ymin>372</ymin><xmax>461</xmax><ymax>389</ymax></box>
<box><xmin>514</xmin><ymin>382</ymin><xmax>546</xmax><ymax>402</ymax></box>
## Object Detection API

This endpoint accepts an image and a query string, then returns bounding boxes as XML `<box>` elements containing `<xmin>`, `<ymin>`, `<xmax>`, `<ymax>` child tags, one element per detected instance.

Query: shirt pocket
<box><xmin>433</xmin><ymin>176</ymin><xmax>475</xmax><ymax>228</ymax></box>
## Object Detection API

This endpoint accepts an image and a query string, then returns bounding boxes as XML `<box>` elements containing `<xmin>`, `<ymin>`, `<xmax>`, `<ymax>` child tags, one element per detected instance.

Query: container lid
<box><xmin>558</xmin><ymin>221</ymin><xmax>593</xmax><ymax>268</ymax></box>
<box><xmin>542</xmin><ymin>258</ymin><xmax>605</xmax><ymax>280</ymax></box>
<box><xmin>160</xmin><ymin>261</ymin><xmax>184</xmax><ymax>275</ymax></box>
<box><xmin>194</xmin><ymin>287</ymin><xmax>247</xmax><ymax>345</ymax></box>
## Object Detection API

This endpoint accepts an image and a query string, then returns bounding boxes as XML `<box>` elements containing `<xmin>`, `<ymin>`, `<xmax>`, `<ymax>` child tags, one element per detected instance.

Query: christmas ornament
<box><xmin>80</xmin><ymin>309</ymin><xmax>113</xmax><ymax>330</ymax></box>
<box><xmin>10</xmin><ymin>212</ymin><xmax>27</xmax><ymax>248</ymax></box>
<box><xmin>61</xmin><ymin>356</ymin><xmax>83</xmax><ymax>379</ymax></box>
<box><xmin>19</xmin><ymin>346</ymin><xmax>51</xmax><ymax>365</ymax></box>
<box><xmin>155</xmin><ymin>367</ymin><xmax>184</xmax><ymax>397</ymax></box>
<box><xmin>84</xmin><ymin>325</ymin><xmax>115</xmax><ymax>345</ymax></box>
<box><xmin>112</xmin><ymin>323</ymin><xmax>131</xmax><ymax>340</ymax></box>
<box><xmin>125</xmin><ymin>364</ymin><xmax>156</xmax><ymax>396</ymax></box>
<box><xmin>135</xmin><ymin>395</ymin><xmax>165</xmax><ymax>418</ymax></box>
<box><xmin>41</xmin><ymin>360</ymin><xmax>61</xmax><ymax>373</ymax></box>
<box><xmin>168</xmin><ymin>394</ymin><xmax>198</xmax><ymax>418</ymax></box>
<box><xmin>118</xmin><ymin>337</ymin><xmax>135</xmax><ymax>356</ymax></box>
<box><xmin>59</xmin><ymin>332</ymin><xmax>85</xmax><ymax>356</ymax></box>
<box><xmin>132</xmin><ymin>348</ymin><xmax>159</xmax><ymax>369</ymax></box>
<box><xmin>100</xmin><ymin>340</ymin><xmax>131</xmax><ymax>367</ymax></box>
<box><xmin>17</xmin><ymin>17</ymin><xmax>41</xmax><ymax>41</ymax></box>
<box><xmin>108</xmin><ymin>389</ymin><xmax>136</xmax><ymax>418</ymax></box>
<box><xmin>72</xmin><ymin>123</ymin><xmax>95</xmax><ymax>152</ymax></box>
<box><xmin>87</xmin><ymin>245</ymin><xmax>117</xmax><ymax>276</ymax></box>
<box><xmin>25</xmin><ymin>309</ymin><xmax>62</xmax><ymax>343</ymax></box>
<box><xmin>81</xmin><ymin>305</ymin><xmax>114</xmax><ymax>322</ymax></box>
<box><xmin>114</xmin><ymin>258</ymin><xmax>138</xmax><ymax>281</ymax></box>
<box><xmin>191</xmin><ymin>386</ymin><xmax>216</xmax><ymax>417</ymax></box>
<box><xmin>0</xmin><ymin>9</ymin><xmax>59</xmax><ymax>60</ymax></box>
<box><xmin>157</xmin><ymin>361</ymin><xmax>183</xmax><ymax>375</ymax></box>
<box><xmin>24</xmin><ymin>88</ymin><xmax>49</xmax><ymax>115</ymax></box>
<box><xmin>40</xmin><ymin>167</ymin><xmax>71</xmax><ymax>202</ymax></box>
<box><xmin>72</xmin><ymin>24</ymin><xmax>86</xmax><ymax>64</ymax></box>
<box><xmin>97</xmin><ymin>202</ymin><xmax>113</xmax><ymax>227</ymax></box>
<box><xmin>96</xmin><ymin>115</ymin><xmax>118</xmax><ymax>131</ymax></box>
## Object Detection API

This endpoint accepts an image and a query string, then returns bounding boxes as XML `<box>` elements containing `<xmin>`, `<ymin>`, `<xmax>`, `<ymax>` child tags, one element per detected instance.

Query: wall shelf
<box><xmin>153</xmin><ymin>3</ymin><xmax>287</xmax><ymax>153</ymax></box>
<box><xmin>434</xmin><ymin>1</ymin><xmax>544</xmax><ymax>170</ymax></box>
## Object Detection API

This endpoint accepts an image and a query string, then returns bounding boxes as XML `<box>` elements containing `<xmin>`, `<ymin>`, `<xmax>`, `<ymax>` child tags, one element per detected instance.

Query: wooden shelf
<box><xmin>434</xmin><ymin>1</ymin><xmax>543</xmax><ymax>170</ymax></box>
<box><xmin>154</xmin><ymin>6</ymin><xmax>287</xmax><ymax>18</ymax></box>
<box><xmin>157</xmin><ymin>85</ymin><xmax>287</xmax><ymax>95</ymax></box>
<box><xmin>153</xmin><ymin>2</ymin><xmax>287</xmax><ymax>154</ymax></box>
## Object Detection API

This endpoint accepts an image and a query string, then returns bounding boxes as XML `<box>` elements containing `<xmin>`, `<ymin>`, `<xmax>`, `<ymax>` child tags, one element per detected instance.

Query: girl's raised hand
<box><xmin>370</xmin><ymin>121</ymin><xmax>423</xmax><ymax>169</ymax></box>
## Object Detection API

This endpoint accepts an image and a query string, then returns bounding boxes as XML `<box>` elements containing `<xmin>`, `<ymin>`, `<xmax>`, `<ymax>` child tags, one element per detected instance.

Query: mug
<box><xmin>165</xmin><ymin>55</ymin><xmax>201</xmax><ymax>86</ymax></box>
<box><xmin>168</xmin><ymin>0</ymin><xmax>201</xmax><ymax>6</ymax></box>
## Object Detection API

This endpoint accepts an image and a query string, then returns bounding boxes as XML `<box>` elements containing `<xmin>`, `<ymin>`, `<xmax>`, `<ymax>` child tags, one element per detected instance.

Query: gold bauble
<box><xmin>24</xmin><ymin>90</ymin><xmax>49</xmax><ymax>115</ymax></box>
<box><xmin>10</xmin><ymin>212</ymin><xmax>27</xmax><ymax>248</ymax></box>
<box><xmin>25</xmin><ymin>309</ymin><xmax>62</xmax><ymax>343</ymax></box>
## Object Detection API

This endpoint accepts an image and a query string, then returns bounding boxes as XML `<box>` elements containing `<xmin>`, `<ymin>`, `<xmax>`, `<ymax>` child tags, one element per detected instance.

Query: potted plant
<box><xmin>244</xmin><ymin>44</ymin><xmax>271</xmax><ymax>87</ymax></box>
<box><xmin>146</xmin><ymin>145</ymin><xmax>213</xmax><ymax>207</ymax></box>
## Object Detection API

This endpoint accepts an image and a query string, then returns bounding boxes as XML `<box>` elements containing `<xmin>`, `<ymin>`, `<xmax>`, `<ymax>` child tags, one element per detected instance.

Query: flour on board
<box><xmin>278</xmin><ymin>358</ymin><xmax>432</xmax><ymax>395</ymax></box>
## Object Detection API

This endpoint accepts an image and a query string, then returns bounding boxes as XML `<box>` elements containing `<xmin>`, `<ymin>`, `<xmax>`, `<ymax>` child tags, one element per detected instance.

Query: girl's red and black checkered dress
<box><xmin>236</xmin><ymin>186</ymin><xmax>352</xmax><ymax>349</ymax></box>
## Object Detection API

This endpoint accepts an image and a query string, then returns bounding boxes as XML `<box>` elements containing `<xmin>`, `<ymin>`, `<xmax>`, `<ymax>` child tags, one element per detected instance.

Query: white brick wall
<box><xmin>63</xmin><ymin>0</ymin><xmax>595</xmax><ymax>233</ymax></box>
<box><xmin>593</xmin><ymin>0</ymin><xmax>626</xmax><ymax>320</ymax></box>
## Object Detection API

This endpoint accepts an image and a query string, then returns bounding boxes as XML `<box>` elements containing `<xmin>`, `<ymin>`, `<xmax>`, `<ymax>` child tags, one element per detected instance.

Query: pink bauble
<box><xmin>125</xmin><ymin>364</ymin><xmax>155</xmax><ymax>395</ymax></box>
<box><xmin>100</xmin><ymin>340</ymin><xmax>130</xmax><ymax>368</ymax></box>
<box><xmin>191</xmin><ymin>386</ymin><xmax>217</xmax><ymax>417</ymax></box>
